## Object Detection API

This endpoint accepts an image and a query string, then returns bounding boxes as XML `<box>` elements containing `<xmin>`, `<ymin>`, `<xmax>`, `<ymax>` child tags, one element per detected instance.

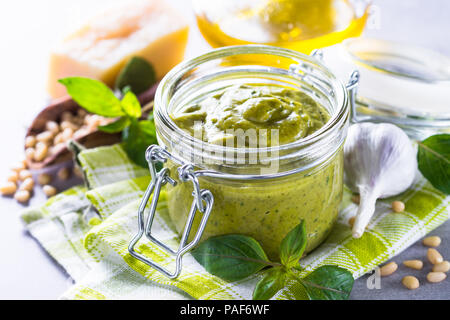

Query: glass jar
<box><xmin>129</xmin><ymin>45</ymin><xmax>357</xmax><ymax>278</ymax></box>
<box><xmin>192</xmin><ymin>0</ymin><xmax>371</xmax><ymax>53</ymax></box>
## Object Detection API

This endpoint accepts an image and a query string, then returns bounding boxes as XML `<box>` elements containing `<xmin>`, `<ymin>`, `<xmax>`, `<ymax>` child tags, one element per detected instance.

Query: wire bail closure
<box><xmin>128</xmin><ymin>145</ymin><xmax>214</xmax><ymax>279</ymax></box>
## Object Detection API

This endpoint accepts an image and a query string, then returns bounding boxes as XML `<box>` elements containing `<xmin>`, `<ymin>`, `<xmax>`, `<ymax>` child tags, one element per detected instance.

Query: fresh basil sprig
<box><xmin>58</xmin><ymin>57</ymin><xmax>158</xmax><ymax>168</ymax></box>
<box><xmin>191</xmin><ymin>220</ymin><xmax>354</xmax><ymax>300</ymax></box>
<box><xmin>417</xmin><ymin>134</ymin><xmax>450</xmax><ymax>194</ymax></box>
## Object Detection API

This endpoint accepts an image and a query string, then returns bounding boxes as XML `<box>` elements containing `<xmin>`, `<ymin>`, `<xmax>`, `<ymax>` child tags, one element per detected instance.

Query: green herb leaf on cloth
<box><xmin>418</xmin><ymin>134</ymin><xmax>450</xmax><ymax>194</ymax></box>
<box><xmin>191</xmin><ymin>234</ymin><xmax>271</xmax><ymax>282</ymax></box>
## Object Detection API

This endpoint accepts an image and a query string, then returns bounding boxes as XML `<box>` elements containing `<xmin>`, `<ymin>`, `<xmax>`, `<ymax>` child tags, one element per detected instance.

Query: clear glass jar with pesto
<box><xmin>129</xmin><ymin>45</ymin><xmax>357</xmax><ymax>278</ymax></box>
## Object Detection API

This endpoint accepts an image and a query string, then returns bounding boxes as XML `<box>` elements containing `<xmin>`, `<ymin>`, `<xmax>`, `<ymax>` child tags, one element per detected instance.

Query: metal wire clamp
<box><xmin>128</xmin><ymin>145</ymin><xmax>214</xmax><ymax>279</ymax></box>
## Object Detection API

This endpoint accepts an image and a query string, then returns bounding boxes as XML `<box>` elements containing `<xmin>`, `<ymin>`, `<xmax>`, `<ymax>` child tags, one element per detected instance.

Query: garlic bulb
<box><xmin>344</xmin><ymin>123</ymin><xmax>417</xmax><ymax>238</ymax></box>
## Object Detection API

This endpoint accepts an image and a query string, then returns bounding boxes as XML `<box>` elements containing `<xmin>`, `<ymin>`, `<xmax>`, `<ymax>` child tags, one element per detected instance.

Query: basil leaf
<box><xmin>122</xmin><ymin>119</ymin><xmax>157</xmax><ymax>167</ymax></box>
<box><xmin>417</xmin><ymin>134</ymin><xmax>450</xmax><ymax>194</ymax></box>
<box><xmin>115</xmin><ymin>57</ymin><xmax>156</xmax><ymax>94</ymax></box>
<box><xmin>98</xmin><ymin>117</ymin><xmax>130</xmax><ymax>133</ymax></box>
<box><xmin>253</xmin><ymin>268</ymin><xmax>286</xmax><ymax>300</ymax></box>
<box><xmin>280</xmin><ymin>220</ymin><xmax>307</xmax><ymax>268</ymax></box>
<box><xmin>302</xmin><ymin>265</ymin><xmax>354</xmax><ymax>300</ymax></box>
<box><xmin>121</xmin><ymin>90</ymin><xmax>142</xmax><ymax>118</ymax></box>
<box><xmin>58</xmin><ymin>77</ymin><xmax>124</xmax><ymax>117</ymax></box>
<box><xmin>191</xmin><ymin>234</ymin><xmax>271</xmax><ymax>282</ymax></box>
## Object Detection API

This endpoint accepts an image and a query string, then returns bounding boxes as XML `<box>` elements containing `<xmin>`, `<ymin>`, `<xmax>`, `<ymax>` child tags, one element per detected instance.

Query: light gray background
<box><xmin>0</xmin><ymin>0</ymin><xmax>448</xmax><ymax>299</ymax></box>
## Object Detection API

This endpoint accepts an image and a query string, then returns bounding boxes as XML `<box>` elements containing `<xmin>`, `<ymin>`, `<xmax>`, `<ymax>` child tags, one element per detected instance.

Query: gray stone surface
<box><xmin>351</xmin><ymin>221</ymin><xmax>449</xmax><ymax>300</ymax></box>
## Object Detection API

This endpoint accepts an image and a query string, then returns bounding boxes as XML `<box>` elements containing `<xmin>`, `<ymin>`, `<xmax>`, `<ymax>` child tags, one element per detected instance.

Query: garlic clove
<box><xmin>344</xmin><ymin>123</ymin><xmax>417</xmax><ymax>238</ymax></box>
<box><xmin>352</xmin><ymin>189</ymin><xmax>378</xmax><ymax>238</ymax></box>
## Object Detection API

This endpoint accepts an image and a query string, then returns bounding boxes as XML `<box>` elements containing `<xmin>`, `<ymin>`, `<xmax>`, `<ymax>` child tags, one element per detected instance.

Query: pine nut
<box><xmin>19</xmin><ymin>169</ymin><xmax>32</xmax><ymax>181</ymax></box>
<box><xmin>380</xmin><ymin>262</ymin><xmax>398</xmax><ymax>276</ymax></box>
<box><xmin>61</xmin><ymin>127</ymin><xmax>74</xmax><ymax>141</ymax></box>
<box><xmin>7</xmin><ymin>171</ymin><xmax>19</xmax><ymax>183</ymax></box>
<box><xmin>61</xmin><ymin>121</ymin><xmax>78</xmax><ymax>131</ymax></box>
<box><xmin>351</xmin><ymin>194</ymin><xmax>360</xmax><ymax>204</ymax></box>
<box><xmin>25</xmin><ymin>136</ymin><xmax>36</xmax><ymax>148</ymax></box>
<box><xmin>57</xmin><ymin>167</ymin><xmax>70</xmax><ymax>180</ymax></box>
<box><xmin>426</xmin><ymin>272</ymin><xmax>446</xmax><ymax>283</ymax></box>
<box><xmin>392</xmin><ymin>200</ymin><xmax>405</xmax><ymax>213</ymax></box>
<box><xmin>86</xmin><ymin>115</ymin><xmax>103</xmax><ymax>129</ymax></box>
<box><xmin>53</xmin><ymin>132</ymin><xmax>64</xmax><ymax>145</ymax></box>
<box><xmin>25</xmin><ymin>147</ymin><xmax>35</xmax><ymax>160</ymax></box>
<box><xmin>423</xmin><ymin>236</ymin><xmax>441</xmax><ymax>247</ymax></box>
<box><xmin>432</xmin><ymin>261</ymin><xmax>450</xmax><ymax>273</ymax></box>
<box><xmin>0</xmin><ymin>182</ymin><xmax>17</xmax><ymax>195</ymax></box>
<box><xmin>61</xmin><ymin>111</ymin><xmax>73</xmax><ymax>122</ymax></box>
<box><xmin>19</xmin><ymin>177</ymin><xmax>34</xmax><ymax>191</ymax></box>
<box><xmin>403</xmin><ymin>260</ymin><xmax>423</xmax><ymax>270</ymax></box>
<box><xmin>43</xmin><ymin>185</ymin><xmax>57</xmax><ymax>197</ymax></box>
<box><xmin>34</xmin><ymin>143</ymin><xmax>48</xmax><ymax>162</ymax></box>
<box><xmin>427</xmin><ymin>248</ymin><xmax>443</xmax><ymax>265</ymax></box>
<box><xmin>37</xmin><ymin>173</ymin><xmax>52</xmax><ymax>185</ymax></box>
<box><xmin>45</xmin><ymin>121</ymin><xmax>60</xmax><ymax>135</ymax></box>
<box><xmin>14</xmin><ymin>190</ymin><xmax>30</xmax><ymax>203</ymax></box>
<box><xmin>11</xmin><ymin>161</ymin><xmax>26</xmax><ymax>172</ymax></box>
<box><xmin>77</xmin><ymin>108</ymin><xmax>87</xmax><ymax>117</ymax></box>
<box><xmin>348</xmin><ymin>216</ymin><xmax>355</xmax><ymax>227</ymax></box>
<box><xmin>73</xmin><ymin>128</ymin><xmax>89</xmax><ymax>140</ymax></box>
<box><xmin>36</xmin><ymin>131</ymin><xmax>54</xmax><ymax>142</ymax></box>
<box><xmin>402</xmin><ymin>276</ymin><xmax>419</xmax><ymax>290</ymax></box>
<box><xmin>51</xmin><ymin>143</ymin><xmax>66</xmax><ymax>154</ymax></box>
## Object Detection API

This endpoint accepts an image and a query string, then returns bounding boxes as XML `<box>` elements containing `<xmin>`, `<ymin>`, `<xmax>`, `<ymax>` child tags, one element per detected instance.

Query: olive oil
<box><xmin>195</xmin><ymin>0</ymin><xmax>369</xmax><ymax>53</ymax></box>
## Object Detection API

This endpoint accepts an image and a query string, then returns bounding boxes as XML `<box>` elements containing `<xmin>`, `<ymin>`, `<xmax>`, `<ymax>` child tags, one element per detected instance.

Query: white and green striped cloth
<box><xmin>21</xmin><ymin>144</ymin><xmax>449</xmax><ymax>300</ymax></box>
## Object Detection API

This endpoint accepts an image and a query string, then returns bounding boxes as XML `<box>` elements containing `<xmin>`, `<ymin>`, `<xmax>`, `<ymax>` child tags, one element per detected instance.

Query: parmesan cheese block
<box><xmin>47</xmin><ymin>0</ymin><xmax>189</xmax><ymax>98</ymax></box>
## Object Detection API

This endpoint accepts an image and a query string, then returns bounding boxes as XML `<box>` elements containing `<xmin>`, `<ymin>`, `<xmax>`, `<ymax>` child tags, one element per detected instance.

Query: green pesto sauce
<box><xmin>166</xmin><ymin>84</ymin><xmax>342</xmax><ymax>260</ymax></box>
<box><xmin>170</xmin><ymin>84</ymin><xmax>329</xmax><ymax>147</ymax></box>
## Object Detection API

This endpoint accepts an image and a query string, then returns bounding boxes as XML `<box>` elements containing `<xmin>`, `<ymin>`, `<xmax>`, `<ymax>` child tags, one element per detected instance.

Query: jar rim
<box><xmin>154</xmin><ymin>45</ymin><xmax>349</xmax><ymax>176</ymax></box>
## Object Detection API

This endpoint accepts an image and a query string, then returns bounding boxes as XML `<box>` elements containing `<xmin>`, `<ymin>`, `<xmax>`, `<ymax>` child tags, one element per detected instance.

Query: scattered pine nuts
<box><xmin>57</xmin><ymin>167</ymin><xmax>70</xmax><ymax>180</ymax></box>
<box><xmin>432</xmin><ymin>261</ymin><xmax>450</xmax><ymax>273</ymax></box>
<box><xmin>0</xmin><ymin>181</ymin><xmax>17</xmax><ymax>195</ymax></box>
<box><xmin>427</xmin><ymin>248</ymin><xmax>444</xmax><ymax>265</ymax></box>
<box><xmin>37</xmin><ymin>173</ymin><xmax>52</xmax><ymax>185</ymax></box>
<box><xmin>402</xmin><ymin>276</ymin><xmax>419</xmax><ymax>290</ymax></box>
<box><xmin>14</xmin><ymin>190</ymin><xmax>30</xmax><ymax>203</ymax></box>
<box><xmin>19</xmin><ymin>177</ymin><xmax>34</xmax><ymax>191</ymax></box>
<box><xmin>403</xmin><ymin>260</ymin><xmax>423</xmax><ymax>270</ymax></box>
<box><xmin>391</xmin><ymin>200</ymin><xmax>405</xmax><ymax>213</ymax></box>
<box><xmin>351</xmin><ymin>194</ymin><xmax>360</xmax><ymax>204</ymax></box>
<box><xmin>25</xmin><ymin>136</ymin><xmax>36</xmax><ymax>148</ymax></box>
<box><xmin>426</xmin><ymin>272</ymin><xmax>446</xmax><ymax>283</ymax></box>
<box><xmin>380</xmin><ymin>262</ymin><xmax>398</xmax><ymax>276</ymax></box>
<box><xmin>42</xmin><ymin>185</ymin><xmax>57</xmax><ymax>197</ymax></box>
<box><xmin>423</xmin><ymin>236</ymin><xmax>441</xmax><ymax>248</ymax></box>
<box><xmin>18</xmin><ymin>169</ymin><xmax>32</xmax><ymax>181</ymax></box>
<box><xmin>7</xmin><ymin>171</ymin><xmax>19</xmax><ymax>183</ymax></box>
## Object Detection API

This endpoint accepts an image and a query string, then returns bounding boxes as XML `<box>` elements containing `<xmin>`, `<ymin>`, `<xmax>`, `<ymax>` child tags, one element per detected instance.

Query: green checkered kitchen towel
<box><xmin>21</xmin><ymin>144</ymin><xmax>449</xmax><ymax>300</ymax></box>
